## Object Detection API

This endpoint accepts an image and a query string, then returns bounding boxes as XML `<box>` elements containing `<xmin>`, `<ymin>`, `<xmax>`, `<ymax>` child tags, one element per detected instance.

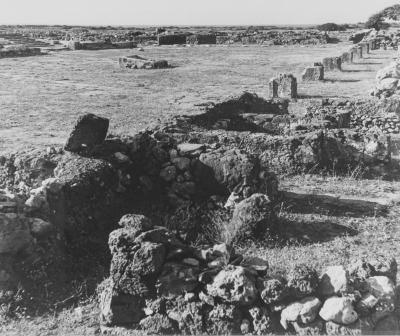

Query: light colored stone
<box><xmin>280</xmin><ymin>296</ymin><xmax>322</xmax><ymax>330</ymax></box>
<box><xmin>319</xmin><ymin>296</ymin><xmax>358</xmax><ymax>325</ymax></box>
<box><xmin>318</xmin><ymin>265</ymin><xmax>349</xmax><ymax>296</ymax></box>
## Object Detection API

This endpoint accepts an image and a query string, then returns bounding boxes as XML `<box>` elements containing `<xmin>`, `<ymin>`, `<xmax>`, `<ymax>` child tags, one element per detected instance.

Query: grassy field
<box><xmin>2</xmin><ymin>37</ymin><xmax>400</xmax><ymax>335</ymax></box>
<box><xmin>0</xmin><ymin>42</ymin><xmax>397</xmax><ymax>153</ymax></box>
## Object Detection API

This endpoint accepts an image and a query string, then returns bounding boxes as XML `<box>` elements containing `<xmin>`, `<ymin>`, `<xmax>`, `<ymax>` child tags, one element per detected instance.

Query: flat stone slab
<box><xmin>119</xmin><ymin>55</ymin><xmax>169</xmax><ymax>69</ymax></box>
<box><xmin>177</xmin><ymin>143</ymin><xmax>205</xmax><ymax>154</ymax></box>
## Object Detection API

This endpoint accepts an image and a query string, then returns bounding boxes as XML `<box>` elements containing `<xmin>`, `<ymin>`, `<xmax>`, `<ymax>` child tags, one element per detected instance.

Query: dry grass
<box><xmin>0</xmin><ymin>41</ymin><xmax>397</xmax><ymax>153</ymax></box>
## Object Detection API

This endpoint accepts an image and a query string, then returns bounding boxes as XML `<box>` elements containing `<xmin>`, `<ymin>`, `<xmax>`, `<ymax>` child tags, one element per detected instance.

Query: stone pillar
<box><xmin>337</xmin><ymin>110</ymin><xmax>351</xmax><ymax>128</ymax></box>
<box><xmin>341</xmin><ymin>52</ymin><xmax>353</xmax><ymax>64</ymax></box>
<box><xmin>301</xmin><ymin>63</ymin><xmax>324</xmax><ymax>81</ymax></box>
<box><xmin>322</xmin><ymin>57</ymin><xmax>342</xmax><ymax>71</ymax></box>
<box><xmin>356</xmin><ymin>46</ymin><xmax>363</xmax><ymax>59</ymax></box>
<box><xmin>269</xmin><ymin>74</ymin><xmax>297</xmax><ymax>99</ymax></box>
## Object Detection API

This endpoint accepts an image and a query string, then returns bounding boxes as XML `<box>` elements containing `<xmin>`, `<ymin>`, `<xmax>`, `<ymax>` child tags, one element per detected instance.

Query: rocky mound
<box><xmin>99</xmin><ymin>214</ymin><xmax>399</xmax><ymax>335</ymax></box>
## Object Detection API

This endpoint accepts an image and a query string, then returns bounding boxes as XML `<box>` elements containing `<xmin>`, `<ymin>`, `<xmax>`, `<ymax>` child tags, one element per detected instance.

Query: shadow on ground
<box><xmin>281</xmin><ymin>191</ymin><xmax>387</xmax><ymax>217</ymax></box>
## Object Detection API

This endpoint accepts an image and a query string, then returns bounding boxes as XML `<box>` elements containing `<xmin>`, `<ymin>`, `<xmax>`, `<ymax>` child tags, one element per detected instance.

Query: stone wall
<box><xmin>98</xmin><ymin>214</ymin><xmax>399</xmax><ymax>335</ymax></box>
<box><xmin>186</xmin><ymin>34</ymin><xmax>217</xmax><ymax>45</ymax></box>
<box><xmin>269</xmin><ymin>74</ymin><xmax>298</xmax><ymax>99</ymax></box>
<box><xmin>158</xmin><ymin>34</ymin><xmax>187</xmax><ymax>45</ymax></box>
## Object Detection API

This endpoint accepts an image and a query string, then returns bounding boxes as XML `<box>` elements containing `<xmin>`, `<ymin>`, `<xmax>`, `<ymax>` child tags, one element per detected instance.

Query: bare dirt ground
<box><xmin>0</xmin><ymin>42</ymin><xmax>397</xmax><ymax>153</ymax></box>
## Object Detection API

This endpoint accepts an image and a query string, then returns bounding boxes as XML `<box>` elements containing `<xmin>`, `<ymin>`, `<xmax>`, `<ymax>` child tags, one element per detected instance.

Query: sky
<box><xmin>0</xmin><ymin>0</ymin><xmax>399</xmax><ymax>26</ymax></box>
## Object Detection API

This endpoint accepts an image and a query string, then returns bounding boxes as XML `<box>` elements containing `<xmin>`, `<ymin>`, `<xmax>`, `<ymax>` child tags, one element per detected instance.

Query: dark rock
<box><xmin>118</xmin><ymin>214</ymin><xmax>154</xmax><ymax>231</ymax></box>
<box><xmin>166</xmin><ymin>297</ymin><xmax>205</xmax><ymax>334</ymax></box>
<box><xmin>139</xmin><ymin>313</ymin><xmax>177</xmax><ymax>334</ymax></box>
<box><xmin>292</xmin><ymin>319</ymin><xmax>325</xmax><ymax>336</ymax></box>
<box><xmin>65</xmin><ymin>113</ymin><xmax>109</xmax><ymax>152</ymax></box>
<box><xmin>259</xmin><ymin>277</ymin><xmax>289</xmax><ymax>305</ymax></box>
<box><xmin>205</xmin><ymin>303</ymin><xmax>242</xmax><ymax>335</ymax></box>
<box><xmin>99</xmin><ymin>278</ymin><xmax>145</xmax><ymax>326</ymax></box>
<box><xmin>229</xmin><ymin>193</ymin><xmax>276</xmax><ymax>243</ymax></box>
<box><xmin>206</xmin><ymin>266</ymin><xmax>258</xmax><ymax>306</ymax></box>
<box><xmin>287</xmin><ymin>264</ymin><xmax>319</xmax><ymax>298</ymax></box>
<box><xmin>0</xmin><ymin>213</ymin><xmax>32</xmax><ymax>254</ymax></box>
<box><xmin>195</xmin><ymin>148</ymin><xmax>279</xmax><ymax>200</ymax></box>
<box><xmin>156</xmin><ymin>263</ymin><xmax>199</xmax><ymax>298</ymax></box>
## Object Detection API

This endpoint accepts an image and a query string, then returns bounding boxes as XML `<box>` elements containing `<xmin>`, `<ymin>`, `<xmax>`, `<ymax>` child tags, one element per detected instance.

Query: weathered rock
<box><xmin>249</xmin><ymin>306</ymin><xmax>273</xmax><ymax>335</ymax></box>
<box><xmin>118</xmin><ymin>214</ymin><xmax>154</xmax><ymax>232</ymax></box>
<box><xmin>280</xmin><ymin>297</ymin><xmax>322</xmax><ymax>329</ymax></box>
<box><xmin>318</xmin><ymin>265</ymin><xmax>349</xmax><ymax>296</ymax></box>
<box><xmin>229</xmin><ymin>193</ymin><xmax>276</xmax><ymax>243</ymax></box>
<box><xmin>206</xmin><ymin>266</ymin><xmax>258</xmax><ymax>305</ymax></box>
<box><xmin>64</xmin><ymin>113</ymin><xmax>109</xmax><ymax>152</ymax></box>
<box><xmin>287</xmin><ymin>264</ymin><xmax>319</xmax><ymax>298</ymax></box>
<box><xmin>325</xmin><ymin>318</ymin><xmax>374</xmax><ymax>335</ymax></box>
<box><xmin>368</xmin><ymin>256</ymin><xmax>397</xmax><ymax>282</ymax></box>
<box><xmin>259</xmin><ymin>277</ymin><xmax>289</xmax><ymax>305</ymax></box>
<box><xmin>0</xmin><ymin>213</ymin><xmax>32</xmax><ymax>254</ymax></box>
<box><xmin>29</xmin><ymin>218</ymin><xmax>53</xmax><ymax>238</ymax></box>
<box><xmin>156</xmin><ymin>262</ymin><xmax>199</xmax><ymax>298</ymax></box>
<box><xmin>195</xmin><ymin>148</ymin><xmax>278</xmax><ymax>200</ymax></box>
<box><xmin>166</xmin><ymin>298</ymin><xmax>205</xmax><ymax>334</ymax></box>
<box><xmin>177</xmin><ymin>143</ymin><xmax>205</xmax><ymax>155</ymax></box>
<box><xmin>99</xmin><ymin>278</ymin><xmax>144</xmax><ymax>326</ymax></box>
<box><xmin>319</xmin><ymin>296</ymin><xmax>358</xmax><ymax>325</ymax></box>
<box><xmin>205</xmin><ymin>303</ymin><xmax>242</xmax><ymax>335</ymax></box>
<box><xmin>139</xmin><ymin>313</ymin><xmax>177</xmax><ymax>334</ymax></box>
<box><xmin>160</xmin><ymin>165</ymin><xmax>177</xmax><ymax>182</ymax></box>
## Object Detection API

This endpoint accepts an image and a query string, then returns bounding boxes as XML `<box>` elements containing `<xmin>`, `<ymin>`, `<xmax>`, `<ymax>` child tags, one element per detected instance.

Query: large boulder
<box><xmin>319</xmin><ymin>296</ymin><xmax>358</xmax><ymax>325</ymax></box>
<box><xmin>318</xmin><ymin>265</ymin><xmax>349</xmax><ymax>296</ymax></box>
<box><xmin>99</xmin><ymin>278</ymin><xmax>145</xmax><ymax>326</ymax></box>
<box><xmin>64</xmin><ymin>113</ymin><xmax>109</xmax><ymax>152</ymax></box>
<box><xmin>229</xmin><ymin>193</ymin><xmax>276</xmax><ymax>243</ymax></box>
<box><xmin>194</xmin><ymin>148</ymin><xmax>279</xmax><ymax>200</ymax></box>
<box><xmin>280</xmin><ymin>296</ymin><xmax>322</xmax><ymax>330</ymax></box>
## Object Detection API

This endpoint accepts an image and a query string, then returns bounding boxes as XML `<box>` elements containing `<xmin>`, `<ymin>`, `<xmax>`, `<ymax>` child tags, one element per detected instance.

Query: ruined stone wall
<box><xmin>98</xmin><ymin>214</ymin><xmax>399</xmax><ymax>335</ymax></box>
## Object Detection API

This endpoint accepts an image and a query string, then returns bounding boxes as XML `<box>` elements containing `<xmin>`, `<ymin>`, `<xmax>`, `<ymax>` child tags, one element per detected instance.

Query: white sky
<box><xmin>0</xmin><ymin>0</ymin><xmax>398</xmax><ymax>26</ymax></box>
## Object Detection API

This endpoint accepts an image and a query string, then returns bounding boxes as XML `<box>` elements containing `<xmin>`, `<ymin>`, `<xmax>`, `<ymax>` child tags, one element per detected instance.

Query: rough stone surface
<box><xmin>319</xmin><ymin>296</ymin><xmax>358</xmax><ymax>325</ymax></box>
<box><xmin>287</xmin><ymin>264</ymin><xmax>319</xmax><ymax>298</ymax></box>
<box><xmin>249</xmin><ymin>306</ymin><xmax>273</xmax><ymax>335</ymax></box>
<box><xmin>318</xmin><ymin>265</ymin><xmax>349</xmax><ymax>296</ymax></box>
<box><xmin>229</xmin><ymin>193</ymin><xmax>276</xmax><ymax>243</ymax></box>
<box><xmin>206</xmin><ymin>266</ymin><xmax>258</xmax><ymax>305</ymax></box>
<box><xmin>64</xmin><ymin>113</ymin><xmax>109</xmax><ymax>152</ymax></box>
<box><xmin>322</xmin><ymin>57</ymin><xmax>342</xmax><ymax>71</ymax></box>
<box><xmin>259</xmin><ymin>276</ymin><xmax>289</xmax><ymax>305</ymax></box>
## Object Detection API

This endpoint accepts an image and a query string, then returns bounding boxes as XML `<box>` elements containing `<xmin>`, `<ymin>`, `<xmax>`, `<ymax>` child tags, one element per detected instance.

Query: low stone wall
<box><xmin>186</xmin><ymin>34</ymin><xmax>217</xmax><ymax>45</ymax></box>
<box><xmin>0</xmin><ymin>46</ymin><xmax>43</xmax><ymax>58</ymax></box>
<box><xmin>98</xmin><ymin>214</ymin><xmax>399</xmax><ymax>335</ymax></box>
<box><xmin>158</xmin><ymin>34</ymin><xmax>187</xmax><ymax>45</ymax></box>
<box><xmin>67</xmin><ymin>40</ymin><xmax>136</xmax><ymax>50</ymax></box>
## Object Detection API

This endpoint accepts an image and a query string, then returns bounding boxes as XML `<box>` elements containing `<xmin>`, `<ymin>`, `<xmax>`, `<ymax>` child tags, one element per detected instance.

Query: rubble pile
<box><xmin>98</xmin><ymin>214</ymin><xmax>399</xmax><ymax>335</ymax></box>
